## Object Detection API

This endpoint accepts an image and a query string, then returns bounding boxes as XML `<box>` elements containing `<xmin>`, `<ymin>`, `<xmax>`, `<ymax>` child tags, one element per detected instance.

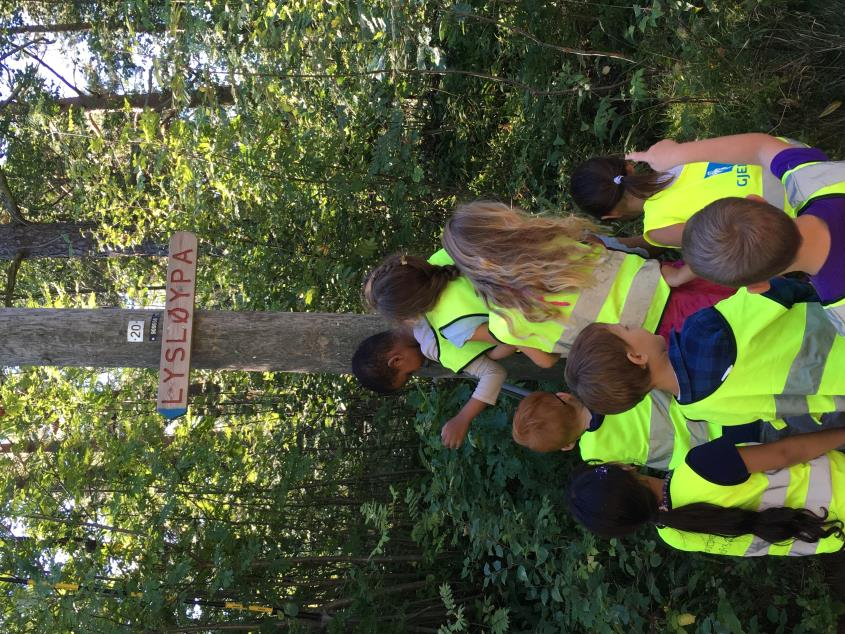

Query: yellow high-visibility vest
<box><xmin>579</xmin><ymin>390</ymin><xmax>721</xmax><ymax>471</ymax></box>
<box><xmin>678</xmin><ymin>289</ymin><xmax>845</xmax><ymax>426</ymax></box>
<box><xmin>487</xmin><ymin>250</ymin><xmax>670</xmax><ymax>354</ymax></box>
<box><xmin>643</xmin><ymin>161</ymin><xmax>794</xmax><ymax>247</ymax></box>
<box><xmin>658</xmin><ymin>451</ymin><xmax>845</xmax><ymax>556</ymax></box>
<box><xmin>425</xmin><ymin>249</ymin><xmax>495</xmax><ymax>372</ymax></box>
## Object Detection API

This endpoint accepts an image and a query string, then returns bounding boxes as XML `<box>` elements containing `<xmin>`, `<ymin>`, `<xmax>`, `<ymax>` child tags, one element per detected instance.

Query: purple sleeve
<box><xmin>805</xmin><ymin>198</ymin><xmax>845</xmax><ymax>303</ymax></box>
<box><xmin>684</xmin><ymin>436</ymin><xmax>750</xmax><ymax>486</ymax></box>
<box><xmin>770</xmin><ymin>147</ymin><xmax>829</xmax><ymax>180</ymax></box>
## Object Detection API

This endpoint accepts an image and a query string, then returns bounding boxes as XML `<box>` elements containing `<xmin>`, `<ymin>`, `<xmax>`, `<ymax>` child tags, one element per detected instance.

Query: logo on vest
<box><xmin>704</xmin><ymin>163</ymin><xmax>735</xmax><ymax>178</ymax></box>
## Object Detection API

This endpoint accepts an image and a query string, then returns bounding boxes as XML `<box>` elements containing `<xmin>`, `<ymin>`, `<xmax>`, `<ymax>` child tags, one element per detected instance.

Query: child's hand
<box><xmin>660</xmin><ymin>262</ymin><xmax>697</xmax><ymax>287</ymax></box>
<box><xmin>441</xmin><ymin>415</ymin><xmax>472</xmax><ymax>449</ymax></box>
<box><xmin>626</xmin><ymin>140</ymin><xmax>681</xmax><ymax>172</ymax></box>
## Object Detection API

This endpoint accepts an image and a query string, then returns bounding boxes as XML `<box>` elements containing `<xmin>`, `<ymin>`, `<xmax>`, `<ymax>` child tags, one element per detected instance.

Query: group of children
<box><xmin>352</xmin><ymin>132</ymin><xmax>845</xmax><ymax>557</ymax></box>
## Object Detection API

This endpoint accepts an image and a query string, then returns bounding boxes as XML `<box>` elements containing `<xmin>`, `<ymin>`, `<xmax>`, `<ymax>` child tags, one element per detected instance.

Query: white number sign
<box><xmin>127</xmin><ymin>320</ymin><xmax>145</xmax><ymax>342</ymax></box>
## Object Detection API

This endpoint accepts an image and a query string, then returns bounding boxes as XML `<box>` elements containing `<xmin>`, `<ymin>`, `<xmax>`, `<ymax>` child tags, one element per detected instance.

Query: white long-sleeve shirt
<box><xmin>412</xmin><ymin>320</ymin><xmax>506</xmax><ymax>405</ymax></box>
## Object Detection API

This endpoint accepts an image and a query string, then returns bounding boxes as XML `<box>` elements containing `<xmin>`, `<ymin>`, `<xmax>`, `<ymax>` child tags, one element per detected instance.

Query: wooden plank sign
<box><xmin>157</xmin><ymin>232</ymin><xmax>198</xmax><ymax>419</ymax></box>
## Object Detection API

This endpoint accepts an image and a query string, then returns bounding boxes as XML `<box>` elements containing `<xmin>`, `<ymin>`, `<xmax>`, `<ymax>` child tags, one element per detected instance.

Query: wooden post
<box><xmin>0</xmin><ymin>308</ymin><xmax>562</xmax><ymax>382</ymax></box>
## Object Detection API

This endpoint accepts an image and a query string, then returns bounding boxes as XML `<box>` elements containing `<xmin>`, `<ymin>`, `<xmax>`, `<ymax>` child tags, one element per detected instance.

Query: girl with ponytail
<box><xmin>568</xmin><ymin>427</ymin><xmax>845</xmax><ymax>556</ymax></box>
<box><xmin>363</xmin><ymin>253</ymin><xmax>461</xmax><ymax>323</ymax></box>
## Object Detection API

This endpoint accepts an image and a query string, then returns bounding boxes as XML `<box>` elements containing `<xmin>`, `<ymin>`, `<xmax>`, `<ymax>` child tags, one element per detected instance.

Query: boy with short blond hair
<box><xmin>513</xmin><ymin>389</ymin><xmax>770</xmax><ymax>470</ymax></box>
<box><xmin>513</xmin><ymin>391</ymin><xmax>588</xmax><ymax>453</ymax></box>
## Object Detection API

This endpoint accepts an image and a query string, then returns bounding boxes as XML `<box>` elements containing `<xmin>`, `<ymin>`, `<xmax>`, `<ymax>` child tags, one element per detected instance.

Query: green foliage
<box><xmin>4</xmin><ymin>0</ymin><xmax>845</xmax><ymax>631</ymax></box>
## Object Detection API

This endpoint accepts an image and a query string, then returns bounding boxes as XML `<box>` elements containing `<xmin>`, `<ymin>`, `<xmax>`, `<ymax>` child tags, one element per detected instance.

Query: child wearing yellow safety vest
<box><xmin>510</xmin><ymin>389</ymin><xmax>845</xmax><ymax>471</ymax></box>
<box><xmin>441</xmin><ymin>201</ymin><xmax>733</xmax><ymax>353</ymax></box>
<box><xmin>565</xmin><ymin>278</ymin><xmax>845</xmax><ymax>428</ymax></box>
<box><xmin>568</xmin><ymin>425</ymin><xmax>845</xmax><ymax>556</ymax></box>
<box><xmin>628</xmin><ymin>133</ymin><xmax>845</xmax><ymax>335</ymax></box>
<box><xmin>356</xmin><ymin>251</ymin><xmax>557</xmax><ymax>449</ymax></box>
<box><xmin>569</xmin><ymin>155</ymin><xmax>792</xmax><ymax>287</ymax></box>
<box><xmin>512</xmin><ymin>390</ymin><xmax>734</xmax><ymax>470</ymax></box>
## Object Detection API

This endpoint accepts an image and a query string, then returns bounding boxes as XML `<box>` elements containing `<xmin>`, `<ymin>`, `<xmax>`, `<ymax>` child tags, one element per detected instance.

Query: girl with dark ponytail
<box><xmin>363</xmin><ymin>253</ymin><xmax>461</xmax><ymax>323</ymax></box>
<box><xmin>570</xmin><ymin>157</ymin><xmax>672</xmax><ymax>224</ymax></box>
<box><xmin>568</xmin><ymin>427</ymin><xmax>845</xmax><ymax>556</ymax></box>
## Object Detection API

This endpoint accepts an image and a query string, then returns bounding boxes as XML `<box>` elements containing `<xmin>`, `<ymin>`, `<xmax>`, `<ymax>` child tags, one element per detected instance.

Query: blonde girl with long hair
<box><xmin>441</xmin><ymin>201</ymin><xmax>733</xmax><ymax>353</ymax></box>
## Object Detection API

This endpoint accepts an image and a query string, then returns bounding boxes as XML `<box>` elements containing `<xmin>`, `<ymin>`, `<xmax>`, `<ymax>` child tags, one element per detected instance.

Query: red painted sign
<box><xmin>157</xmin><ymin>232</ymin><xmax>197</xmax><ymax>419</ymax></box>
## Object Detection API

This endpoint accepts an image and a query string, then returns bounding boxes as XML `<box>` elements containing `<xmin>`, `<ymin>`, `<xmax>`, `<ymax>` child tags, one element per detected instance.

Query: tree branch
<box><xmin>0</xmin><ymin>38</ymin><xmax>48</xmax><ymax>63</ymax></box>
<box><xmin>21</xmin><ymin>48</ymin><xmax>85</xmax><ymax>97</ymax></box>
<box><xmin>446</xmin><ymin>6</ymin><xmax>636</xmax><ymax>63</ymax></box>
<box><xmin>0</xmin><ymin>167</ymin><xmax>28</xmax><ymax>225</ymax></box>
<box><xmin>4</xmin><ymin>251</ymin><xmax>25</xmax><ymax>307</ymax></box>
<box><xmin>5</xmin><ymin>22</ymin><xmax>93</xmax><ymax>35</ymax></box>
<box><xmin>0</xmin><ymin>81</ymin><xmax>26</xmax><ymax>110</ymax></box>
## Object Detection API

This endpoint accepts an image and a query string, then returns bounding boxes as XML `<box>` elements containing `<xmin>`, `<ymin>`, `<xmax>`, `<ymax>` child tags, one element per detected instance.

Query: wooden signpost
<box><xmin>0</xmin><ymin>230</ymin><xmax>563</xmax><ymax>416</ymax></box>
<box><xmin>156</xmin><ymin>232</ymin><xmax>198</xmax><ymax>419</ymax></box>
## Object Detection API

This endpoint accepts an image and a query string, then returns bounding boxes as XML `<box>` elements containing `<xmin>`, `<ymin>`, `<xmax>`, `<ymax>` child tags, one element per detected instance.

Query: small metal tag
<box><xmin>149</xmin><ymin>313</ymin><xmax>161</xmax><ymax>341</ymax></box>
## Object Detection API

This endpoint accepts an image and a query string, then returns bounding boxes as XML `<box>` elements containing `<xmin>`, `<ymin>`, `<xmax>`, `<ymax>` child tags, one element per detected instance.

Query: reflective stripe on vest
<box><xmin>744</xmin><ymin>468</ymin><xmax>791</xmax><ymax>556</ymax></box>
<box><xmin>823</xmin><ymin>298</ymin><xmax>845</xmax><ymax>337</ymax></box>
<box><xmin>774</xmin><ymin>303</ymin><xmax>838</xmax><ymax>419</ymax></box>
<box><xmin>782</xmin><ymin>161</ymin><xmax>845</xmax><ymax>212</ymax></box>
<box><xmin>556</xmin><ymin>252</ymin><xmax>624</xmax><ymax>348</ymax></box>
<box><xmin>618</xmin><ymin>260</ymin><xmax>663</xmax><ymax>329</ymax></box>
<box><xmin>646</xmin><ymin>390</ymin><xmax>676</xmax><ymax>470</ymax></box>
<box><xmin>686</xmin><ymin>420</ymin><xmax>712</xmax><ymax>447</ymax></box>
<box><xmin>762</xmin><ymin>166</ymin><xmax>788</xmax><ymax>208</ymax></box>
<box><xmin>678</xmin><ymin>291</ymin><xmax>845</xmax><ymax>426</ymax></box>
<box><xmin>788</xmin><ymin>455</ymin><xmax>834</xmax><ymax>555</ymax></box>
<box><xmin>763</xmin><ymin>137</ymin><xmax>808</xmax><ymax>209</ymax></box>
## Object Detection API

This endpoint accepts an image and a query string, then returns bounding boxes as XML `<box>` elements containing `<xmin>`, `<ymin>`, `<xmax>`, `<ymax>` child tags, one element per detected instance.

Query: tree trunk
<box><xmin>0</xmin><ymin>308</ymin><xmax>563</xmax><ymax>382</ymax></box>
<box><xmin>54</xmin><ymin>86</ymin><xmax>235</xmax><ymax>112</ymax></box>
<box><xmin>6</xmin><ymin>23</ymin><xmax>165</xmax><ymax>35</ymax></box>
<box><xmin>0</xmin><ymin>222</ymin><xmax>167</xmax><ymax>259</ymax></box>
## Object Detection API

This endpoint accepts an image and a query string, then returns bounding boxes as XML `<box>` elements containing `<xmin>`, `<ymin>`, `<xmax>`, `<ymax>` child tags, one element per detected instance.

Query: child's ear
<box><xmin>625</xmin><ymin>350</ymin><xmax>649</xmax><ymax>369</ymax></box>
<box><xmin>601</xmin><ymin>212</ymin><xmax>622</xmax><ymax>221</ymax></box>
<box><xmin>560</xmin><ymin>442</ymin><xmax>576</xmax><ymax>451</ymax></box>
<box><xmin>387</xmin><ymin>353</ymin><xmax>402</xmax><ymax>369</ymax></box>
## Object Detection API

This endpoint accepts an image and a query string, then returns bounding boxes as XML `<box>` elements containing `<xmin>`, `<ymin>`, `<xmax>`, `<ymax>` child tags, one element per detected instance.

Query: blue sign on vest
<box><xmin>704</xmin><ymin>163</ymin><xmax>735</xmax><ymax>178</ymax></box>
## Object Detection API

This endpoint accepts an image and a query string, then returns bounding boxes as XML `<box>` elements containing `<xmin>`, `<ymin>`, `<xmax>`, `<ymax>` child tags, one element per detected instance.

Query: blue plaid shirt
<box><xmin>668</xmin><ymin>278</ymin><xmax>820</xmax><ymax>404</ymax></box>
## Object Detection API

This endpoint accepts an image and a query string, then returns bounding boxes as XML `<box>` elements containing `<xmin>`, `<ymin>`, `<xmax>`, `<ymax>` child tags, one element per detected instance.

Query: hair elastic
<box><xmin>613</xmin><ymin>175</ymin><xmax>625</xmax><ymax>185</ymax></box>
